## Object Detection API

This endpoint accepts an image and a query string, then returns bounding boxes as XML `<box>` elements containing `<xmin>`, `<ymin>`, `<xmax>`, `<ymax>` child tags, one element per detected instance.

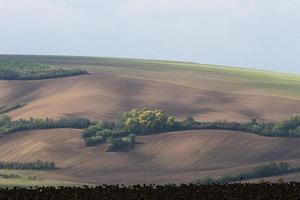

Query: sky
<box><xmin>0</xmin><ymin>0</ymin><xmax>300</xmax><ymax>74</ymax></box>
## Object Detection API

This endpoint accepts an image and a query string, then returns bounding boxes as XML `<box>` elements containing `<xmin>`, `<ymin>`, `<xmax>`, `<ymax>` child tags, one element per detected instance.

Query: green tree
<box><xmin>181</xmin><ymin>116</ymin><xmax>195</xmax><ymax>128</ymax></box>
<box><xmin>0</xmin><ymin>115</ymin><xmax>11</xmax><ymax>126</ymax></box>
<box><xmin>119</xmin><ymin>108</ymin><xmax>175</xmax><ymax>134</ymax></box>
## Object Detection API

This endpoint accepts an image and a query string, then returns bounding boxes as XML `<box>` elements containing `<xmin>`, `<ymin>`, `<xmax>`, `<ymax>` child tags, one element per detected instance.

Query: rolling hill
<box><xmin>1</xmin><ymin>55</ymin><xmax>300</xmax><ymax>122</ymax></box>
<box><xmin>0</xmin><ymin>55</ymin><xmax>300</xmax><ymax>185</ymax></box>
<box><xmin>0</xmin><ymin>129</ymin><xmax>299</xmax><ymax>184</ymax></box>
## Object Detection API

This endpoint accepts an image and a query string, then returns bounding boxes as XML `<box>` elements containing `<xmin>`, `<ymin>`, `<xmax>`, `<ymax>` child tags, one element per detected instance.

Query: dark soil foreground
<box><xmin>0</xmin><ymin>183</ymin><xmax>300</xmax><ymax>200</ymax></box>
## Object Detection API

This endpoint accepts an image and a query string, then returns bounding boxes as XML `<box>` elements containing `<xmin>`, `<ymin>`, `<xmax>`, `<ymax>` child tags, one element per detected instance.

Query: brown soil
<box><xmin>0</xmin><ymin>129</ymin><xmax>299</xmax><ymax>184</ymax></box>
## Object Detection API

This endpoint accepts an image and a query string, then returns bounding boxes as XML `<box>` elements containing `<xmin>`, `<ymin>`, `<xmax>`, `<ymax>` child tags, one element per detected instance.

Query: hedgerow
<box><xmin>82</xmin><ymin>108</ymin><xmax>300</xmax><ymax>151</ymax></box>
<box><xmin>196</xmin><ymin>162</ymin><xmax>300</xmax><ymax>184</ymax></box>
<box><xmin>0</xmin><ymin>115</ymin><xmax>91</xmax><ymax>136</ymax></box>
<box><xmin>0</xmin><ymin>160</ymin><xmax>55</xmax><ymax>170</ymax></box>
<box><xmin>0</xmin><ymin>60</ymin><xmax>87</xmax><ymax>80</ymax></box>
<box><xmin>0</xmin><ymin>103</ymin><xmax>24</xmax><ymax>114</ymax></box>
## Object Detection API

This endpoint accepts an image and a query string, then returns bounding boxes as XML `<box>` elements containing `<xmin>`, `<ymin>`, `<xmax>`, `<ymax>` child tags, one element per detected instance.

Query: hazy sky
<box><xmin>1</xmin><ymin>0</ymin><xmax>300</xmax><ymax>73</ymax></box>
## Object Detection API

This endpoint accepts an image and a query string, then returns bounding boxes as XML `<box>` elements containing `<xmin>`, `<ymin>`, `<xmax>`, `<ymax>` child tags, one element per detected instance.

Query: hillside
<box><xmin>1</xmin><ymin>55</ymin><xmax>300</xmax><ymax>121</ymax></box>
<box><xmin>0</xmin><ymin>129</ymin><xmax>299</xmax><ymax>184</ymax></box>
<box><xmin>0</xmin><ymin>55</ymin><xmax>300</xmax><ymax>185</ymax></box>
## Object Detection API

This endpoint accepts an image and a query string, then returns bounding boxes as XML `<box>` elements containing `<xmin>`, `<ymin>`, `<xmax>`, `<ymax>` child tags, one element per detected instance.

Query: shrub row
<box><xmin>0</xmin><ymin>173</ymin><xmax>21</xmax><ymax>179</ymax></box>
<box><xmin>188</xmin><ymin>117</ymin><xmax>300</xmax><ymax>137</ymax></box>
<box><xmin>0</xmin><ymin>103</ymin><xmax>24</xmax><ymax>115</ymax></box>
<box><xmin>0</xmin><ymin>115</ymin><xmax>91</xmax><ymax>136</ymax></box>
<box><xmin>196</xmin><ymin>162</ymin><xmax>300</xmax><ymax>184</ymax></box>
<box><xmin>0</xmin><ymin>160</ymin><xmax>55</xmax><ymax>170</ymax></box>
<box><xmin>0</xmin><ymin>60</ymin><xmax>87</xmax><ymax>80</ymax></box>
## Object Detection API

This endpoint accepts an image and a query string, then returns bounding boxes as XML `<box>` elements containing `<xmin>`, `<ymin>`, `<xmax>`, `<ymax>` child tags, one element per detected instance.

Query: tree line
<box><xmin>185</xmin><ymin>116</ymin><xmax>300</xmax><ymax>137</ymax></box>
<box><xmin>0</xmin><ymin>160</ymin><xmax>55</xmax><ymax>170</ymax></box>
<box><xmin>0</xmin><ymin>103</ymin><xmax>24</xmax><ymax>115</ymax></box>
<box><xmin>0</xmin><ymin>60</ymin><xmax>87</xmax><ymax>80</ymax></box>
<box><xmin>81</xmin><ymin>108</ymin><xmax>300</xmax><ymax>152</ymax></box>
<box><xmin>1</xmin><ymin>108</ymin><xmax>300</xmax><ymax>152</ymax></box>
<box><xmin>195</xmin><ymin>162</ymin><xmax>300</xmax><ymax>185</ymax></box>
<box><xmin>0</xmin><ymin>115</ymin><xmax>91</xmax><ymax>136</ymax></box>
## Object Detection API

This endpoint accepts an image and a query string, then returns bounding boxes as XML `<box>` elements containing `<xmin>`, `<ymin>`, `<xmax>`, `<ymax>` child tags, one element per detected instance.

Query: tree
<box><xmin>0</xmin><ymin>115</ymin><xmax>11</xmax><ymax>126</ymax></box>
<box><xmin>181</xmin><ymin>116</ymin><xmax>195</xmax><ymax>128</ymax></box>
<box><xmin>119</xmin><ymin>108</ymin><xmax>175</xmax><ymax>134</ymax></box>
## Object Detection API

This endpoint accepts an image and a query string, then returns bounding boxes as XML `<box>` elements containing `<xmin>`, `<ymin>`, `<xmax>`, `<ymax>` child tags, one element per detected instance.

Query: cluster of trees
<box><xmin>106</xmin><ymin>134</ymin><xmax>136</xmax><ymax>152</ymax></box>
<box><xmin>81</xmin><ymin>108</ymin><xmax>175</xmax><ymax>151</ymax></box>
<box><xmin>81</xmin><ymin>121</ymin><xmax>136</xmax><ymax>151</ymax></box>
<box><xmin>196</xmin><ymin>162</ymin><xmax>300</xmax><ymax>185</ymax></box>
<box><xmin>0</xmin><ymin>115</ymin><xmax>91</xmax><ymax>136</ymax></box>
<box><xmin>0</xmin><ymin>103</ymin><xmax>24</xmax><ymax>115</ymax></box>
<box><xmin>0</xmin><ymin>60</ymin><xmax>87</xmax><ymax>80</ymax></box>
<box><xmin>119</xmin><ymin>108</ymin><xmax>176</xmax><ymax>134</ymax></box>
<box><xmin>0</xmin><ymin>160</ymin><xmax>56</xmax><ymax>170</ymax></box>
<box><xmin>83</xmin><ymin>134</ymin><xmax>136</xmax><ymax>152</ymax></box>
<box><xmin>82</xmin><ymin>121</ymin><xmax>123</xmax><ymax>147</ymax></box>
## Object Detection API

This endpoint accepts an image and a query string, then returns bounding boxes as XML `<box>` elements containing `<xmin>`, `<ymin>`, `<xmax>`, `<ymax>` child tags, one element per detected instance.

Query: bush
<box><xmin>128</xmin><ymin>134</ymin><xmax>136</xmax><ymax>142</ymax></box>
<box><xmin>106</xmin><ymin>138</ymin><xmax>129</xmax><ymax>152</ymax></box>
<box><xmin>96</xmin><ymin>129</ymin><xmax>114</xmax><ymax>138</ymax></box>
<box><xmin>81</xmin><ymin>128</ymin><xmax>97</xmax><ymax>139</ymax></box>
<box><xmin>179</xmin><ymin>117</ymin><xmax>196</xmax><ymax>129</ymax></box>
<box><xmin>84</xmin><ymin>136</ymin><xmax>105</xmax><ymax>147</ymax></box>
<box><xmin>122</xmin><ymin>134</ymin><xmax>136</xmax><ymax>146</ymax></box>
<box><xmin>0</xmin><ymin>115</ymin><xmax>11</xmax><ymax>127</ymax></box>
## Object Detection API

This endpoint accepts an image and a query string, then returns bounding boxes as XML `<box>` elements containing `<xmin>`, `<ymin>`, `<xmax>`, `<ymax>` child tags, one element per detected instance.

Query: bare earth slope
<box><xmin>1</xmin><ymin>73</ymin><xmax>300</xmax><ymax>121</ymax></box>
<box><xmin>1</xmin><ymin>55</ymin><xmax>300</xmax><ymax>185</ymax></box>
<box><xmin>1</xmin><ymin>55</ymin><xmax>300</xmax><ymax>121</ymax></box>
<box><xmin>0</xmin><ymin>129</ymin><xmax>299</xmax><ymax>184</ymax></box>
